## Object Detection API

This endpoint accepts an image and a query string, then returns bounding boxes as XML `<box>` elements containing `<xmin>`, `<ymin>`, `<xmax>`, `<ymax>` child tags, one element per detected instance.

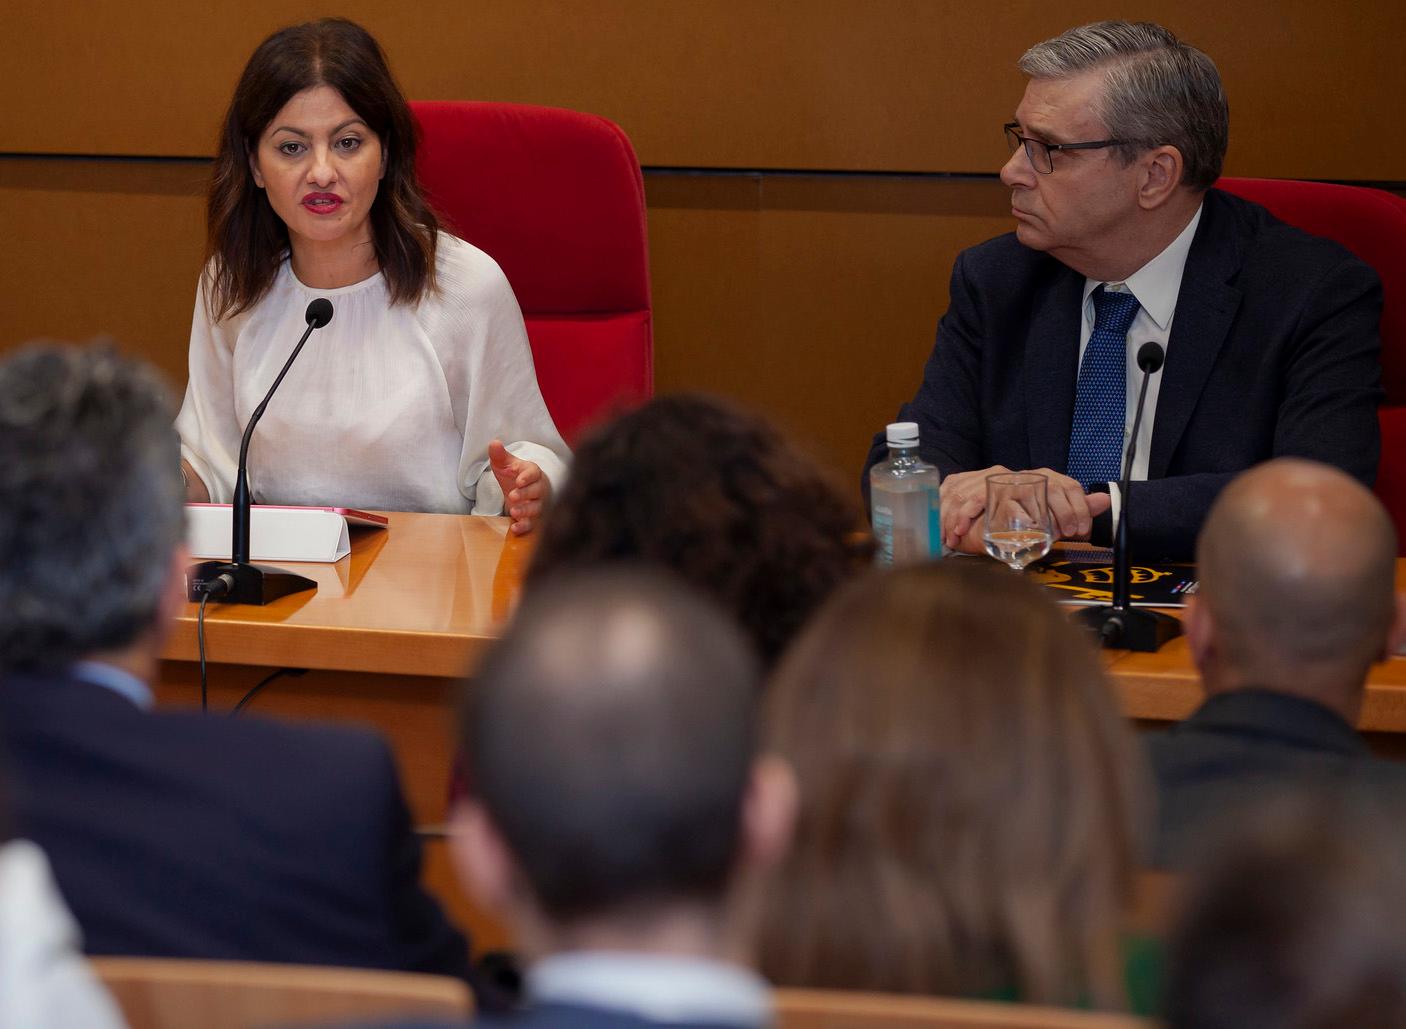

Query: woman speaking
<box><xmin>176</xmin><ymin>18</ymin><xmax>567</xmax><ymax>534</ymax></box>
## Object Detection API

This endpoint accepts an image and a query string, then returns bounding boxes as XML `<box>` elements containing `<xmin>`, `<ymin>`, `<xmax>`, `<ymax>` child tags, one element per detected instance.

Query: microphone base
<box><xmin>186</xmin><ymin>560</ymin><xmax>317</xmax><ymax>606</ymax></box>
<box><xmin>1076</xmin><ymin>604</ymin><xmax>1183</xmax><ymax>652</ymax></box>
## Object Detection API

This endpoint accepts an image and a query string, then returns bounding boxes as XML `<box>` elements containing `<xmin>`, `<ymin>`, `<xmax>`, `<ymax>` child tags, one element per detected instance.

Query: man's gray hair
<box><xmin>1019</xmin><ymin>21</ymin><xmax>1229</xmax><ymax>191</ymax></box>
<box><xmin>0</xmin><ymin>344</ymin><xmax>185</xmax><ymax>670</ymax></box>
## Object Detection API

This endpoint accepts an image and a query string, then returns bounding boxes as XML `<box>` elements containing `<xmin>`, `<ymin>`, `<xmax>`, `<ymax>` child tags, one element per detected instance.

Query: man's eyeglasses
<box><xmin>1003</xmin><ymin>122</ymin><xmax>1130</xmax><ymax>175</ymax></box>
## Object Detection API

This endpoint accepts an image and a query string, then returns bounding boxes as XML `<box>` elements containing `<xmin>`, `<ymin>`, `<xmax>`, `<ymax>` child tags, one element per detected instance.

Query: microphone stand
<box><xmin>186</xmin><ymin>301</ymin><xmax>332</xmax><ymax>605</ymax></box>
<box><xmin>1076</xmin><ymin>342</ymin><xmax>1184</xmax><ymax>652</ymax></box>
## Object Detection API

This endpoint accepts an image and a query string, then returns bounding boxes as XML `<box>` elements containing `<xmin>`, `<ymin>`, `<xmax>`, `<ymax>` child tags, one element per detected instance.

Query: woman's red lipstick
<box><xmin>301</xmin><ymin>192</ymin><xmax>343</xmax><ymax>214</ymax></box>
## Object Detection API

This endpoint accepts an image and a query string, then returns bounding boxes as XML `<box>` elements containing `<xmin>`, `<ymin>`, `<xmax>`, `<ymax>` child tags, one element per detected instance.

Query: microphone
<box><xmin>305</xmin><ymin>298</ymin><xmax>334</xmax><ymax>329</ymax></box>
<box><xmin>187</xmin><ymin>298</ymin><xmax>335</xmax><ymax>605</ymax></box>
<box><xmin>1076</xmin><ymin>341</ymin><xmax>1183</xmax><ymax>651</ymax></box>
<box><xmin>1136</xmin><ymin>340</ymin><xmax>1164</xmax><ymax>374</ymax></box>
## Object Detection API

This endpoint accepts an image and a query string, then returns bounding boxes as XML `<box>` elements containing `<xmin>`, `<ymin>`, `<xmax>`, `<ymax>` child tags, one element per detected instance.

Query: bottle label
<box><xmin>927</xmin><ymin>486</ymin><xmax>942</xmax><ymax>557</ymax></box>
<box><xmin>872</xmin><ymin>503</ymin><xmax>895</xmax><ymax>567</ymax></box>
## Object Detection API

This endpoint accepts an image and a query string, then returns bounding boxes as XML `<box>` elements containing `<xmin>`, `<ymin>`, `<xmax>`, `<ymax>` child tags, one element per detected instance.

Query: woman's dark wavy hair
<box><xmin>525</xmin><ymin>393</ymin><xmax>870</xmax><ymax>667</ymax></box>
<box><xmin>205</xmin><ymin>18</ymin><xmax>439</xmax><ymax>319</ymax></box>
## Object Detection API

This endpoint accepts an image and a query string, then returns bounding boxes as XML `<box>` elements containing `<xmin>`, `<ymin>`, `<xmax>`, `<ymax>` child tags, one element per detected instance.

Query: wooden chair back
<box><xmin>774</xmin><ymin>988</ymin><xmax>1154</xmax><ymax>1029</ymax></box>
<box><xmin>91</xmin><ymin>957</ymin><xmax>471</xmax><ymax>1029</ymax></box>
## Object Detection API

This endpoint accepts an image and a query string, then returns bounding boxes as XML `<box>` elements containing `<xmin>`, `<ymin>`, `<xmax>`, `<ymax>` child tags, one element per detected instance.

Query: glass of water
<box><xmin>983</xmin><ymin>473</ymin><xmax>1054</xmax><ymax>571</ymax></box>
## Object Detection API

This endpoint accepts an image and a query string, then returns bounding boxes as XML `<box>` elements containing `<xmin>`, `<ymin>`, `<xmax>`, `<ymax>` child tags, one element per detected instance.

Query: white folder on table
<box><xmin>185</xmin><ymin>504</ymin><xmax>363</xmax><ymax>563</ymax></box>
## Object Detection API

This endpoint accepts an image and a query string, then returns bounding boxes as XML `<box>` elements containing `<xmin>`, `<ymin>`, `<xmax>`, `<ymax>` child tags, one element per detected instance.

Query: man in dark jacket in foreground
<box><xmin>0</xmin><ymin>343</ymin><xmax>470</xmax><ymax>980</ymax></box>
<box><xmin>1146</xmin><ymin>458</ymin><xmax>1406</xmax><ymax>867</ymax></box>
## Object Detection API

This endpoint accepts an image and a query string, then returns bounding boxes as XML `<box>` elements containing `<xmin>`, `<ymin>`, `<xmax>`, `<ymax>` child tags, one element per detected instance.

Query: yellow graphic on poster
<box><xmin>1029</xmin><ymin>560</ymin><xmax>1197</xmax><ymax>606</ymax></box>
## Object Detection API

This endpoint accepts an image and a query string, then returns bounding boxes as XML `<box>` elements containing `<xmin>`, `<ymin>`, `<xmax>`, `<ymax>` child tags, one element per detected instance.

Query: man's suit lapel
<box><xmin>1024</xmin><ymin>267</ymin><xmax>1085</xmax><ymax>472</ymax></box>
<box><xmin>1148</xmin><ymin>191</ymin><xmax>1245</xmax><ymax>479</ymax></box>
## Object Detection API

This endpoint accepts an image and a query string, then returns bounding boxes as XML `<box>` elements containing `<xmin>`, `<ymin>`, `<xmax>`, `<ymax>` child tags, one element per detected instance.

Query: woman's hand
<box><xmin>181</xmin><ymin>459</ymin><xmax>211</xmax><ymax>504</ymax></box>
<box><xmin>488</xmin><ymin>439</ymin><xmax>550</xmax><ymax>535</ymax></box>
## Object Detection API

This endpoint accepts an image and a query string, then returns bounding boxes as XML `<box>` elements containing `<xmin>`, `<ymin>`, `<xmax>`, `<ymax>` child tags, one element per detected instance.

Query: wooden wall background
<box><xmin>3</xmin><ymin>0</ymin><xmax>1402</xmax><ymax>479</ymax></box>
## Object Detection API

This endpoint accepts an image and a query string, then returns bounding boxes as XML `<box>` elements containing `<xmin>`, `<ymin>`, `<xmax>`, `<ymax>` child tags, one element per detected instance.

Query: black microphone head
<box><xmin>1137</xmin><ymin>341</ymin><xmax>1165</xmax><ymax>374</ymax></box>
<box><xmin>305</xmin><ymin>298</ymin><xmax>334</xmax><ymax>329</ymax></box>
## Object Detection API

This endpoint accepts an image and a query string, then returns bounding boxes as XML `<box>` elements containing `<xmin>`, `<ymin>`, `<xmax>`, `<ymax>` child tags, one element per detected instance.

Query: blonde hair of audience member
<box><xmin>759</xmin><ymin>560</ymin><xmax>1143</xmax><ymax>1010</ymax></box>
<box><xmin>1187</xmin><ymin>458</ymin><xmax>1406</xmax><ymax>722</ymax></box>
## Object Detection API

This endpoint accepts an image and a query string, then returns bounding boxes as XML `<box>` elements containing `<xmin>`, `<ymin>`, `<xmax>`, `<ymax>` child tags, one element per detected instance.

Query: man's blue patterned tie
<box><xmin>1067</xmin><ymin>285</ymin><xmax>1141</xmax><ymax>488</ymax></box>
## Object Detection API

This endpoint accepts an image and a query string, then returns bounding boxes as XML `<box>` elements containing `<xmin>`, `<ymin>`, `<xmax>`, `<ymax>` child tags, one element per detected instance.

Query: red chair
<box><xmin>411</xmin><ymin>101</ymin><xmax>653</xmax><ymax>444</ymax></box>
<box><xmin>1217</xmin><ymin>177</ymin><xmax>1406</xmax><ymax>550</ymax></box>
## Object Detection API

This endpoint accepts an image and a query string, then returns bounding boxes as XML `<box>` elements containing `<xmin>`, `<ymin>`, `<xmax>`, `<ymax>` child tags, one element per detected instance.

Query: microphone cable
<box><xmin>194</xmin><ymin>571</ymin><xmax>235</xmax><ymax>714</ymax></box>
<box><xmin>197</xmin><ymin>592</ymin><xmax>212</xmax><ymax>714</ymax></box>
<box><xmin>231</xmin><ymin>668</ymin><xmax>307</xmax><ymax>716</ymax></box>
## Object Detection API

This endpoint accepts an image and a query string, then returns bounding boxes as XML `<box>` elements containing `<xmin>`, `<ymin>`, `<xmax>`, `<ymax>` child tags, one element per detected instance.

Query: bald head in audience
<box><xmin>453</xmin><ymin>568</ymin><xmax>795</xmax><ymax>965</ymax></box>
<box><xmin>1187</xmin><ymin>458</ymin><xmax>1404</xmax><ymax>721</ymax></box>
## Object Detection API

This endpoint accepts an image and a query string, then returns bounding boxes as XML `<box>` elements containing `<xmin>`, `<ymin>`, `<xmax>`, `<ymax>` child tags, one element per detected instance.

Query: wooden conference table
<box><xmin>155</xmin><ymin>511</ymin><xmax>1406</xmax><ymax>943</ymax></box>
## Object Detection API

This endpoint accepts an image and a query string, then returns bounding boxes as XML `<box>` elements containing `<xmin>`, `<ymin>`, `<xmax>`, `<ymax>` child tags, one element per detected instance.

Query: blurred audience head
<box><xmin>759</xmin><ymin>560</ymin><xmax>1142</xmax><ymax>1009</ymax></box>
<box><xmin>1167</xmin><ymin>791</ymin><xmax>1406</xmax><ymax>1028</ymax></box>
<box><xmin>525</xmin><ymin>393</ymin><xmax>866</xmax><ymax>667</ymax></box>
<box><xmin>1189</xmin><ymin>458</ymin><xmax>1403</xmax><ymax>721</ymax></box>
<box><xmin>207</xmin><ymin>17</ymin><xmax>438</xmax><ymax>317</ymax></box>
<box><xmin>0</xmin><ymin>343</ymin><xmax>185</xmax><ymax>675</ymax></box>
<box><xmin>454</xmin><ymin>567</ymin><xmax>795</xmax><ymax>959</ymax></box>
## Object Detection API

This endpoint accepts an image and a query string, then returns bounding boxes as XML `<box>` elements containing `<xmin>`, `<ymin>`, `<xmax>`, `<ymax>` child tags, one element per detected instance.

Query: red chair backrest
<box><xmin>1217</xmin><ymin>177</ymin><xmax>1406</xmax><ymax>549</ymax></box>
<box><xmin>412</xmin><ymin>101</ymin><xmax>653</xmax><ymax>443</ymax></box>
<box><xmin>1215</xmin><ymin>177</ymin><xmax>1406</xmax><ymax>402</ymax></box>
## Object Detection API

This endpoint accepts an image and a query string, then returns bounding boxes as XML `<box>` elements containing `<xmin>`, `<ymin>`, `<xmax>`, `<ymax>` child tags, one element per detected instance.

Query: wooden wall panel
<box><xmin>0</xmin><ymin>159</ymin><xmax>205</xmax><ymax>391</ymax></box>
<box><xmin>647</xmin><ymin>173</ymin><xmax>1010</xmax><ymax>478</ymax></box>
<box><xmin>4</xmin><ymin>1</ymin><xmax>1403</xmax><ymax>180</ymax></box>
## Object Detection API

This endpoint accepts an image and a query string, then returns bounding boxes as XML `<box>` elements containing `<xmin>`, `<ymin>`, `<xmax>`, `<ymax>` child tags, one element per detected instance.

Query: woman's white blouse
<box><xmin>176</xmin><ymin>233</ymin><xmax>569</xmax><ymax>515</ymax></box>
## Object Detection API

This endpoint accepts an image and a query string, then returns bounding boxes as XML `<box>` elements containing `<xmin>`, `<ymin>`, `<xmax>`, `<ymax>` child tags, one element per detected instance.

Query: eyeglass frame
<box><xmin>1002</xmin><ymin>121</ymin><xmax>1136</xmax><ymax>175</ymax></box>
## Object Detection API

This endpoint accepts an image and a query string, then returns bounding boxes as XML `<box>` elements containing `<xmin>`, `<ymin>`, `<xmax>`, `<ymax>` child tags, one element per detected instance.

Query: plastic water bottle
<box><xmin>870</xmin><ymin>422</ymin><xmax>941</xmax><ymax>566</ymax></box>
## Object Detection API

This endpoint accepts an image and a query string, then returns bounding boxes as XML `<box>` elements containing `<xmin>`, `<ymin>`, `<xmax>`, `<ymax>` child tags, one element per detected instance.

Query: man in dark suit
<box><xmin>863</xmin><ymin>21</ymin><xmax>1381</xmax><ymax>560</ymax></box>
<box><xmin>449</xmin><ymin>569</ymin><xmax>796</xmax><ymax>1028</ymax></box>
<box><xmin>1145</xmin><ymin>458</ymin><xmax>1406</xmax><ymax>868</ymax></box>
<box><xmin>0</xmin><ymin>344</ymin><xmax>470</xmax><ymax>979</ymax></box>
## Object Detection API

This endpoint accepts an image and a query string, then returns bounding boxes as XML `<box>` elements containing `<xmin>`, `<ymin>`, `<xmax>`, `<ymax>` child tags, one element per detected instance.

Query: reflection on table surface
<box><xmin>163</xmin><ymin>511</ymin><xmax>532</xmax><ymax>677</ymax></box>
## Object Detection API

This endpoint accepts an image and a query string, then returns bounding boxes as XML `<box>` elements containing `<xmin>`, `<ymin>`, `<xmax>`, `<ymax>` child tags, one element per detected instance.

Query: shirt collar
<box><xmin>528</xmin><ymin>951</ymin><xmax>771</xmax><ymax>1026</ymax></box>
<box><xmin>1082</xmin><ymin>202</ymin><xmax>1204</xmax><ymax>332</ymax></box>
<box><xmin>69</xmin><ymin>661</ymin><xmax>153</xmax><ymax>711</ymax></box>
